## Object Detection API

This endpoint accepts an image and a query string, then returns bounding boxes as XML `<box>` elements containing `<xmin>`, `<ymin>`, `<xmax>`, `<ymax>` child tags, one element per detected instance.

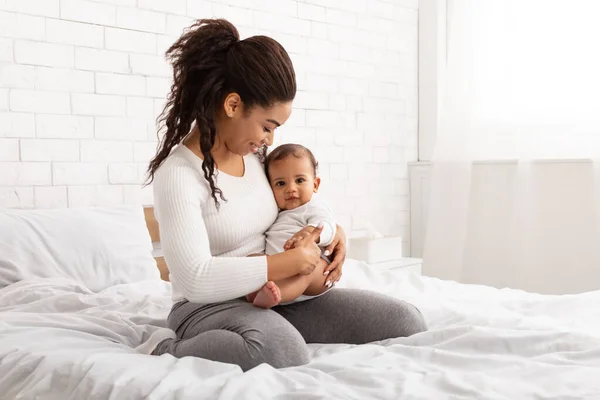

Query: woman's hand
<box><xmin>283</xmin><ymin>226</ymin><xmax>316</xmax><ymax>250</ymax></box>
<box><xmin>322</xmin><ymin>224</ymin><xmax>347</xmax><ymax>285</ymax></box>
<box><xmin>292</xmin><ymin>224</ymin><xmax>323</xmax><ymax>276</ymax></box>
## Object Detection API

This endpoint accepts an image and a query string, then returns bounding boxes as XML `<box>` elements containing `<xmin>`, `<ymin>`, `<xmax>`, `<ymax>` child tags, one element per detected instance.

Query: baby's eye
<box><xmin>275</xmin><ymin>181</ymin><xmax>285</xmax><ymax>187</ymax></box>
<box><xmin>296</xmin><ymin>178</ymin><xmax>305</xmax><ymax>184</ymax></box>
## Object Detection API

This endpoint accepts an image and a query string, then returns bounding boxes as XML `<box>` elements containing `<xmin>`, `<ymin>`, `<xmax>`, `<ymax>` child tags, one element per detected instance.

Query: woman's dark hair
<box><xmin>265</xmin><ymin>143</ymin><xmax>319</xmax><ymax>180</ymax></box>
<box><xmin>147</xmin><ymin>19</ymin><xmax>296</xmax><ymax>208</ymax></box>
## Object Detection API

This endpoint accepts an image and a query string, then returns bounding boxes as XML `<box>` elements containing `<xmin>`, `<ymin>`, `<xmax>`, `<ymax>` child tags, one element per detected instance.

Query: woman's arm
<box><xmin>250</xmin><ymin>251</ymin><xmax>313</xmax><ymax>280</ymax></box>
<box><xmin>322</xmin><ymin>224</ymin><xmax>347</xmax><ymax>283</ymax></box>
<box><xmin>283</xmin><ymin>224</ymin><xmax>347</xmax><ymax>285</ymax></box>
<box><xmin>267</xmin><ymin>227</ymin><xmax>323</xmax><ymax>279</ymax></box>
<box><xmin>154</xmin><ymin>165</ymin><xmax>303</xmax><ymax>303</ymax></box>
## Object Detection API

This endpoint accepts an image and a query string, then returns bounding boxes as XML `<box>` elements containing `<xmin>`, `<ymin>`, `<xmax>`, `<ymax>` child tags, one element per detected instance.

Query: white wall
<box><xmin>0</xmin><ymin>0</ymin><xmax>418</xmax><ymax>247</ymax></box>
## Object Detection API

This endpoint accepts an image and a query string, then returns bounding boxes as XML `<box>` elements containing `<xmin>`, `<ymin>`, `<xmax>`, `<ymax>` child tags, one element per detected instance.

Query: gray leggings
<box><xmin>153</xmin><ymin>289</ymin><xmax>426</xmax><ymax>371</ymax></box>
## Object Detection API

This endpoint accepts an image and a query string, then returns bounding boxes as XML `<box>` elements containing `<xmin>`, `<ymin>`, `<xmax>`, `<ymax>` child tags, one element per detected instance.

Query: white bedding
<box><xmin>1</xmin><ymin>260</ymin><xmax>599</xmax><ymax>399</ymax></box>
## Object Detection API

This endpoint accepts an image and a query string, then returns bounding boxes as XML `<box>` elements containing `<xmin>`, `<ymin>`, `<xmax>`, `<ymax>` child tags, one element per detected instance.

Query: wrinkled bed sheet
<box><xmin>1</xmin><ymin>260</ymin><xmax>599</xmax><ymax>399</ymax></box>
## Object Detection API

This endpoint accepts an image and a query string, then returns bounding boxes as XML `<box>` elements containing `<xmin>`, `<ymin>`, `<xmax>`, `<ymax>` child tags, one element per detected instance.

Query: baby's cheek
<box><xmin>274</xmin><ymin>193</ymin><xmax>287</xmax><ymax>209</ymax></box>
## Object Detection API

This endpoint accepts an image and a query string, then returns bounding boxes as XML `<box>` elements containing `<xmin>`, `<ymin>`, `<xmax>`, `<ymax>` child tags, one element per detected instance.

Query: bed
<box><xmin>0</xmin><ymin>206</ymin><xmax>599</xmax><ymax>399</ymax></box>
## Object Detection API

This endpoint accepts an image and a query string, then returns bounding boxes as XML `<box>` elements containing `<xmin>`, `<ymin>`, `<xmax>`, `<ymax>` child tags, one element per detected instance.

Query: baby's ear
<box><xmin>313</xmin><ymin>176</ymin><xmax>321</xmax><ymax>193</ymax></box>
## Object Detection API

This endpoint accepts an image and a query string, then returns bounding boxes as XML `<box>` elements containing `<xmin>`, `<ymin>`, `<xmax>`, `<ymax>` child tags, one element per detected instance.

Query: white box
<box><xmin>347</xmin><ymin>236</ymin><xmax>403</xmax><ymax>264</ymax></box>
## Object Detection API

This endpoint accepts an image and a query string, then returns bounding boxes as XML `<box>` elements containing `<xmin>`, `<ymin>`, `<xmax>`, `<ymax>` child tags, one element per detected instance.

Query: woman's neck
<box><xmin>184</xmin><ymin>127</ymin><xmax>232</xmax><ymax>160</ymax></box>
<box><xmin>184</xmin><ymin>126</ymin><xmax>244</xmax><ymax>176</ymax></box>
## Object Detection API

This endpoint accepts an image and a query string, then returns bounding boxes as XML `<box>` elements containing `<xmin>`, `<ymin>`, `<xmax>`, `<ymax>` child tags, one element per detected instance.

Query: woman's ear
<box><xmin>223</xmin><ymin>93</ymin><xmax>241</xmax><ymax>117</ymax></box>
<box><xmin>313</xmin><ymin>176</ymin><xmax>321</xmax><ymax>193</ymax></box>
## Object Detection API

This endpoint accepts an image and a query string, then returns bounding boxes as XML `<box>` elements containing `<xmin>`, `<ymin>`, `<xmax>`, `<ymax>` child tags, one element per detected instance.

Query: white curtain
<box><xmin>423</xmin><ymin>0</ymin><xmax>600</xmax><ymax>294</ymax></box>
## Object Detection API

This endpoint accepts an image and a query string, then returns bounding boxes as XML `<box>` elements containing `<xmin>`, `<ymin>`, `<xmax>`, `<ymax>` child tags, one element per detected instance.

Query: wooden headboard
<box><xmin>143</xmin><ymin>206</ymin><xmax>169</xmax><ymax>281</ymax></box>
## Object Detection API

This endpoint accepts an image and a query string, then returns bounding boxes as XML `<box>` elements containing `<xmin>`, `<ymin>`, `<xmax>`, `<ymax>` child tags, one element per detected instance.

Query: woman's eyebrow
<box><xmin>266</xmin><ymin>119</ymin><xmax>281</xmax><ymax>127</ymax></box>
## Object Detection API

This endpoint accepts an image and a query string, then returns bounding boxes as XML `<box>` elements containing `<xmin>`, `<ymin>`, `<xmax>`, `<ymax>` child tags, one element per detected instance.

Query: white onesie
<box><xmin>265</xmin><ymin>194</ymin><xmax>336</xmax><ymax>255</ymax></box>
<box><xmin>265</xmin><ymin>194</ymin><xmax>336</xmax><ymax>304</ymax></box>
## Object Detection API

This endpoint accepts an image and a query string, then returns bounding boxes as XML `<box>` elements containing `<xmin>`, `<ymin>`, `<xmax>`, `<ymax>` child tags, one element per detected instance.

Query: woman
<box><xmin>143</xmin><ymin>19</ymin><xmax>426</xmax><ymax>372</ymax></box>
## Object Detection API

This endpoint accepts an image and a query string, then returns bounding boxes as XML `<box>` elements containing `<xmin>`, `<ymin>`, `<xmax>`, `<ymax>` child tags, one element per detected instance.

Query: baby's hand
<box><xmin>283</xmin><ymin>226</ymin><xmax>318</xmax><ymax>250</ymax></box>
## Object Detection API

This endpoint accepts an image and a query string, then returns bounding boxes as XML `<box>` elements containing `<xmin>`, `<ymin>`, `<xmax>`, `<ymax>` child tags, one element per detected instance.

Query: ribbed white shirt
<box><xmin>153</xmin><ymin>145</ymin><xmax>278</xmax><ymax>303</ymax></box>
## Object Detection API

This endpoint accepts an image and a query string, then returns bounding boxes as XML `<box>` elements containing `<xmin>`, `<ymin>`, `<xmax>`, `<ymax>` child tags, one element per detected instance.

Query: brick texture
<box><xmin>0</xmin><ymin>0</ymin><xmax>418</xmax><ymax>239</ymax></box>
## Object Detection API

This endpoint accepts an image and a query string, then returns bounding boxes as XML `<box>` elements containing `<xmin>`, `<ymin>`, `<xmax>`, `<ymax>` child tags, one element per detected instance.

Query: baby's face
<box><xmin>268</xmin><ymin>156</ymin><xmax>320</xmax><ymax>210</ymax></box>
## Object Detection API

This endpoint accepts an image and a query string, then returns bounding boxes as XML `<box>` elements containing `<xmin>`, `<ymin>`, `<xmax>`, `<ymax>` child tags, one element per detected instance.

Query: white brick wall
<box><xmin>34</xmin><ymin>186</ymin><xmax>68</xmax><ymax>208</ymax></box>
<box><xmin>36</xmin><ymin>114</ymin><xmax>93</xmax><ymax>138</ymax></box>
<box><xmin>75</xmin><ymin>47</ymin><xmax>129</xmax><ymax>73</ymax></box>
<box><xmin>105</xmin><ymin>27</ymin><xmax>157</xmax><ymax>54</ymax></box>
<box><xmin>61</xmin><ymin>0</ymin><xmax>116</xmax><ymax>26</ymax></box>
<box><xmin>67</xmin><ymin>185</ymin><xmax>123</xmax><ymax>207</ymax></box>
<box><xmin>0</xmin><ymin>162</ymin><xmax>52</xmax><ymax>186</ymax></box>
<box><xmin>20</xmin><ymin>138</ymin><xmax>79</xmax><ymax>161</ymax></box>
<box><xmin>0</xmin><ymin>12</ymin><xmax>46</xmax><ymax>40</ymax></box>
<box><xmin>1</xmin><ymin>64</ymin><xmax>34</xmax><ymax>88</ymax></box>
<box><xmin>80</xmin><ymin>140</ymin><xmax>133</xmax><ymax>161</ymax></box>
<box><xmin>108</xmin><ymin>162</ymin><xmax>139</xmax><ymax>184</ymax></box>
<box><xmin>95</xmin><ymin>73</ymin><xmax>146</xmax><ymax>96</ymax></box>
<box><xmin>1</xmin><ymin>0</ymin><xmax>60</xmax><ymax>18</ymax></box>
<box><xmin>0</xmin><ymin>39</ymin><xmax>13</xmax><ymax>62</ymax></box>
<box><xmin>0</xmin><ymin>138</ymin><xmax>19</xmax><ymax>161</ymax></box>
<box><xmin>35</xmin><ymin>67</ymin><xmax>94</xmax><ymax>93</ymax></box>
<box><xmin>1</xmin><ymin>112</ymin><xmax>36</xmax><ymax>137</ymax></box>
<box><xmin>72</xmin><ymin>93</ymin><xmax>126</xmax><ymax>116</ymax></box>
<box><xmin>15</xmin><ymin>41</ymin><xmax>74</xmax><ymax>68</ymax></box>
<box><xmin>116</xmin><ymin>7</ymin><xmax>166</xmax><ymax>33</ymax></box>
<box><xmin>46</xmin><ymin>19</ymin><xmax>104</xmax><ymax>47</ymax></box>
<box><xmin>0</xmin><ymin>0</ymin><xmax>418</xmax><ymax>244</ymax></box>
<box><xmin>52</xmin><ymin>162</ymin><xmax>108</xmax><ymax>185</ymax></box>
<box><xmin>10</xmin><ymin>89</ymin><xmax>71</xmax><ymax>114</ymax></box>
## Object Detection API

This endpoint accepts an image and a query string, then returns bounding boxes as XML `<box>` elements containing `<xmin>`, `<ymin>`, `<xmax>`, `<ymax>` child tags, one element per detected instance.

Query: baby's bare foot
<box><xmin>246</xmin><ymin>290</ymin><xmax>258</xmax><ymax>303</ymax></box>
<box><xmin>252</xmin><ymin>281</ymin><xmax>281</xmax><ymax>309</ymax></box>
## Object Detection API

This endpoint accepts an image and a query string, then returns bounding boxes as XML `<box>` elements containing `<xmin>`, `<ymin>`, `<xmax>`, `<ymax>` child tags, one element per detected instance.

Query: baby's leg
<box><xmin>245</xmin><ymin>254</ymin><xmax>329</xmax><ymax>308</ymax></box>
<box><xmin>245</xmin><ymin>253</ymin><xmax>283</xmax><ymax>308</ymax></box>
<box><xmin>301</xmin><ymin>258</ymin><xmax>331</xmax><ymax>296</ymax></box>
<box><xmin>250</xmin><ymin>281</ymin><xmax>281</xmax><ymax>309</ymax></box>
<box><xmin>276</xmin><ymin>258</ymin><xmax>329</xmax><ymax>303</ymax></box>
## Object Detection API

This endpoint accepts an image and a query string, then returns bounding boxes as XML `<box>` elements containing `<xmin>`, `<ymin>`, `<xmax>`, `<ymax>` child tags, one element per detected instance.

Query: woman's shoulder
<box><xmin>154</xmin><ymin>146</ymin><xmax>209</xmax><ymax>195</ymax></box>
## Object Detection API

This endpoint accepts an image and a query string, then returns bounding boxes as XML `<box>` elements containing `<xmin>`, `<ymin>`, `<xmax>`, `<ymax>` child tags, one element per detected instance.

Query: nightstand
<box><xmin>369</xmin><ymin>258</ymin><xmax>423</xmax><ymax>276</ymax></box>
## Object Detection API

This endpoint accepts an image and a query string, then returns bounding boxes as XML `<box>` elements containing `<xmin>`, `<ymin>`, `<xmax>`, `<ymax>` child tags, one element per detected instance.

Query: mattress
<box><xmin>1</xmin><ymin>260</ymin><xmax>599</xmax><ymax>399</ymax></box>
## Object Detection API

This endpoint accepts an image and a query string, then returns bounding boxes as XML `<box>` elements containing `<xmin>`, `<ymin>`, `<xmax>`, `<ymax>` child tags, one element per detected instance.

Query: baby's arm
<box><xmin>306</xmin><ymin>198</ymin><xmax>336</xmax><ymax>247</ymax></box>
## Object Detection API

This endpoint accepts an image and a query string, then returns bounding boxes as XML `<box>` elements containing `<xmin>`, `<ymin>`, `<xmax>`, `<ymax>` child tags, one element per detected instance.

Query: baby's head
<box><xmin>265</xmin><ymin>144</ymin><xmax>320</xmax><ymax>211</ymax></box>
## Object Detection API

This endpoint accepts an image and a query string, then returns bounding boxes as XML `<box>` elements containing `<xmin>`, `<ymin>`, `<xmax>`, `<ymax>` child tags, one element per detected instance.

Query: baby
<box><xmin>247</xmin><ymin>143</ymin><xmax>335</xmax><ymax>309</ymax></box>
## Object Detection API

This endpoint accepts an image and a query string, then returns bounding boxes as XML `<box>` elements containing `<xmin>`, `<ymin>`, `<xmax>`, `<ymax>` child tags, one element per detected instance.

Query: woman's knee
<box><xmin>167</xmin><ymin>329</ymin><xmax>310</xmax><ymax>372</ymax></box>
<box><xmin>245</xmin><ymin>326</ymin><xmax>310</xmax><ymax>370</ymax></box>
<box><xmin>362</xmin><ymin>297</ymin><xmax>427</xmax><ymax>340</ymax></box>
<box><xmin>347</xmin><ymin>290</ymin><xmax>427</xmax><ymax>339</ymax></box>
<box><xmin>390</xmin><ymin>301</ymin><xmax>427</xmax><ymax>337</ymax></box>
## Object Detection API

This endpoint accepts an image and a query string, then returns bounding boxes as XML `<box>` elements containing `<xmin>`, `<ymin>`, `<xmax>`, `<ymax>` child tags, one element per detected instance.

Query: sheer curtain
<box><xmin>423</xmin><ymin>0</ymin><xmax>600</xmax><ymax>294</ymax></box>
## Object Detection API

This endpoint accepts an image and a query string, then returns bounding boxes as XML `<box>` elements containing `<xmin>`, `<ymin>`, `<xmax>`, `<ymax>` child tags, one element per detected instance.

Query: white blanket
<box><xmin>1</xmin><ymin>260</ymin><xmax>599</xmax><ymax>399</ymax></box>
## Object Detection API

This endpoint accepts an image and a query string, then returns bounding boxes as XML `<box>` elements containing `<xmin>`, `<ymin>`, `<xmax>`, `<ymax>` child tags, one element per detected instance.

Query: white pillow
<box><xmin>0</xmin><ymin>206</ymin><xmax>160</xmax><ymax>291</ymax></box>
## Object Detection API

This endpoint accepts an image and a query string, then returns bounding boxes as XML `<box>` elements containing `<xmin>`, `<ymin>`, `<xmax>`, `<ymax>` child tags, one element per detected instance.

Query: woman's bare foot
<box><xmin>252</xmin><ymin>281</ymin><xmax>281</xmax><ymax>309</ymax></box>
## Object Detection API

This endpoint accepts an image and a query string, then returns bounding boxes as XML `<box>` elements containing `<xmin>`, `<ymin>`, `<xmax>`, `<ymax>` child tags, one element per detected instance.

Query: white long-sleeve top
<box><xmin>153</xmin><ymin>145</ymin><xmax>278</xmax><ymax>303</ymax></box>
<box><xmin>265</xmin><ymin>195</ymin><xmax>336</xmax><ymax>255</ymax></box>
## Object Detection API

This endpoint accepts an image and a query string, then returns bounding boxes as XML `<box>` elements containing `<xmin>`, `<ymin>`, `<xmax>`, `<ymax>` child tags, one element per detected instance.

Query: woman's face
<box><xmin>219</xmin><ymin>94</ymin><xmax>293</xmax><ymax>156</ymax></box>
